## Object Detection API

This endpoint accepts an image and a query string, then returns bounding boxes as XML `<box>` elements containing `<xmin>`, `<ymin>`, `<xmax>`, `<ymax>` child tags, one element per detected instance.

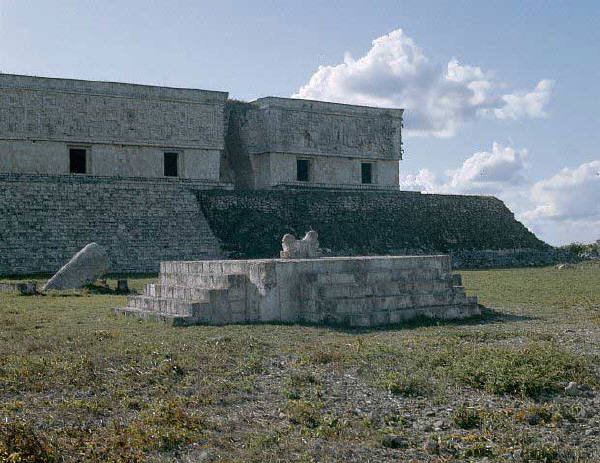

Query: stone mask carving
<box><xmin>280</xmin><ymin>231</ymin><xmax>321</xmax><ymax>259</ymax></box>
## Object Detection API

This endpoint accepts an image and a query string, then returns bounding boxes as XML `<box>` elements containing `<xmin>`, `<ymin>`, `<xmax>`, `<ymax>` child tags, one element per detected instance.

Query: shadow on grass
<box><xmin>2</xmin><ymin>273</ymin><xmax>155</xmax><ymax>297</ymax></box>
<box><xmin>104</xmin><ymin>273</ymin><xmax>158</xmax><ymax>280</ymax></box>
<box><xmin>83</xmin><ymin>284</ymin><xmax>135</xmax><ymax>295</ymax></box>
<box><xmin>477</xmin><ymin>306</ymin><xmax>537</xmax><ymax>323</ymax></box>
<box><xmin>37</xmin><ymin>284</ymin><xmax>137</xmax><ymax>297</ymax></box>
<box><xmin>165</xmin><ymin>305</ymin><xmax>535</xmax><ymax>333</ymax></box>
<box><xmin>299</xmin><ymin>306</ymin><xmax>535</xmax><ymax>334</ymax></box>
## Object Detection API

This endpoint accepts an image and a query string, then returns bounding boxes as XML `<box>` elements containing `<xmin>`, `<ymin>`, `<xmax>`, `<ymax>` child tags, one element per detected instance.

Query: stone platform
<box><xmin>114</xmin><ymin>255</ymin><xmax>479</xmax><ymax>327</ymax></box>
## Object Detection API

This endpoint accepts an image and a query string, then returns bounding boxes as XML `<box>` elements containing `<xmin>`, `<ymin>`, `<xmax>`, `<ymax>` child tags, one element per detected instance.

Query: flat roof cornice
<box><xmin>0</xmin><ymin>73</ymin><xmax>229</xmax><ymax>104</ymax></box>
<box><xmin>253</xmin><ymin>96</ymin><xmax>404</xmax><ymax>118</ymax></box>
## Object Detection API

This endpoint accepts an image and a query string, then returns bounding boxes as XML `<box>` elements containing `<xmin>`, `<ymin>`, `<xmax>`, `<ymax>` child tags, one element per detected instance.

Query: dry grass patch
<box><xmin>0</xmin><ymin>263</ymin><xmax>598</xmax><ymax>461</ymax></box>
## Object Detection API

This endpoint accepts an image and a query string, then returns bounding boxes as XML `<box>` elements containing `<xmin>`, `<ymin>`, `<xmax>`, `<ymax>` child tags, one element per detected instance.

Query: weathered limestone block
<box><xmin>42</xmin><ymin>243</ymin><xmax>110</xmax><ymax>291</ymax></box>
<box><xmin>115</xmin><ymin>255</ymin><xmax>480</xmax><ymax>327</ymax></box>
<box><xmin>280</xmin><ymin>231</ymin><xmax>322</xmax><ymax>259</ymax></box>
<box><xmin>0</xmin><ymin>281</ymin><xmax>37</xmax><ymax>295</ymax></box>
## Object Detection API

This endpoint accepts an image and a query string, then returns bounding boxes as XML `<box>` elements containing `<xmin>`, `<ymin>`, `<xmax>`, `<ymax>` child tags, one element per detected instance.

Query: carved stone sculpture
<box><xmin>42</xmin><ymin>243</ymin><xmax>110</xmax><ymax>291</ymax></box>
<box><xmin>280</xmin><ymin>231</ymin><xmax>322</xmax><ymax>259</ymax></box>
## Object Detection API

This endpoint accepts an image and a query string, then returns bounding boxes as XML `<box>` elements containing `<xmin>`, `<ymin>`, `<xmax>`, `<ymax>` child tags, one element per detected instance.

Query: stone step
<box><xmin>114</xmin><ymin>305</ymin><xmax>257</xmax><ymax>326</ymax></box>
<box><xmin>300</xmin><ymin>302</ymin><xmax>481</xmax><ymax>327</ymax></box>
<box><xmin>144</xmin><ymin>284</ymin><xmax>210</xmax><ymax>301</ymax></box>
<box><xmin>160</xmin><ymin>261</ymin><xmax>250</xmax><ymax>276</ymax></box>
<box><xmin>117</xmin><ymin>296</ymin><xmax>479</xmax><ymax>327</ymax></box>
<box><xmin>147</xmin><ymin>283</ymin><xmax>247</xmax><ymax>303</ymax></box>
<box><xmin>314</xmin><ymin>269</ymin><xmax>445</xmax><ymax>286</ymax></box>
<box><xmin>126</xmin><ymin>295</ymin><xmax>210</xmax><ymax>316</ymax></box>
<box><xmin>318</xmin><ymin>279</ymin><xmax>452</xmax><ymax>298</ymax></box>
<box><xmin>316</xmin><ymin>290</ymin><xmax>467</xmax><ymax>314</ymax></box>
<box><xmin>158</xmin><ymin>273</ymin><xmax>247</xmax><ymax>289</ymax></box>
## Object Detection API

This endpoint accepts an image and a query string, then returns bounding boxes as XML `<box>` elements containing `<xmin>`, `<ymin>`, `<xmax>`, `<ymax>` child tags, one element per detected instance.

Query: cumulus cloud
<box><xmin>293</xmin><ymin>29</ymin><xmax>553</xmax><ymax>137</ymax></box>
<box><xmin>445</xmin><ymin>143</ymin><xmax>528</xmax><ymax>193</ymax></box>
<box><xmin>494</xmin><ymin>80</ymin><xmax>554</xmax><ymax>120</ymax></box>
<box><xmin>519</xmin><ymin>161</ymin><xmax>600</xmax><ymax>244</ymax></box>
<box><xmin>522</xmin><ymin>160</ymin><xmax>600</xmax><ymax>221</ymax></box>
<box><xmin>400</xmin><ymin>144</ymin><xmax>600</xmax><ymax>245</ymax></box>
<box><xmin>398</xmin><ymin>168</ymin><xmax>439</xmax><ymax>192</ymax></box>
<box><xmin>400</xmin><ymin>142</ymin><xmax>527</xmax><ymax>194</ymax></box>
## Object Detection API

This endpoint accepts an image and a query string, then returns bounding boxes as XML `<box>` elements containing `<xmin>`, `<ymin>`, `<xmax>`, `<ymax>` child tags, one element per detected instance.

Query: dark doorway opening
<box><xmin>164</xmin><ymin>152</ymin><xmax>178</xmax><ymax>177</ymax></box>
<box><xmin>69</xmin><ymin>149</ymin><xmax>87</xmax><ymax>174</ymax></box>
<box><xmin>361</xmin><ymin>162</ymin><xmax>372</xmax><ymax>184</ymax></box>
<box><xmin>297</xmin><ymin>159</ymin><xmax>309</xmax><ymax>182</ymax></box>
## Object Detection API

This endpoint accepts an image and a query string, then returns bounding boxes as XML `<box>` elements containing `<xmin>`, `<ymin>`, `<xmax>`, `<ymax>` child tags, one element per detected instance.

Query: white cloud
<box><xmin>522</xmin><ymin>160</ymin><xmax>600</xmax><ymax>221</ymax></box>
<box><xmin>293</xmin><ymin>29</ymin><xmax>553</xmax><ymax>137</ymax></box>
<box><xmin>399</xmin><ymin>144</ymin><xmax>600</xmax><ymax>245</ymax></box>
<box><xmin>398</xmin><ymin>168</ymin><xmax>439</xmax><ymax>192</ymax></box>
<box><xmin>445</xmin><ymin>142</ymin><xmax>527</xmax><ymax>193</ymax></box>
<box><xmin>400</xmin><ymin>142</ymin><xmax>527</xmax><ymax>194</ymax></box>
<box><xmin>494</xmin><ymin>80</ymin><xmax>554</xmax><ymax>120</ymax></box>
<box><xmin>525</xmin><ymin>218</ymin><xmax>600</xmax><ymax>246</ymax></box>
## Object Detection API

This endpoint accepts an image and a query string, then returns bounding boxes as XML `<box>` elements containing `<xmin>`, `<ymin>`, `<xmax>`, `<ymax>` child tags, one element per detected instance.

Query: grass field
<box><xmin>1</xmin><ymin>262</ymin><xmax>599</xmax><ymax>462</ymax></box>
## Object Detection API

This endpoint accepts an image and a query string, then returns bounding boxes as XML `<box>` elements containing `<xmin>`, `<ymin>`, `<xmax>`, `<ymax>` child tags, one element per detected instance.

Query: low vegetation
<box><xmin>0</xmin><ymin>263</ymin><xmax>599</xmax><ymax>461</ymax></box>
<box><xmin>557</xmin><ymin>241</ymin><xmax>600</xmax><ymax>257</ymax></box>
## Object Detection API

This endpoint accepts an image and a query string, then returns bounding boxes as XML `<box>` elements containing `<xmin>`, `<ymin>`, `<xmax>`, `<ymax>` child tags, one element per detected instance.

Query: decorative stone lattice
<box><xmin>0</xmin><ymin>74</ymin><xmax>226</xmax><ymax>149</ymax></box>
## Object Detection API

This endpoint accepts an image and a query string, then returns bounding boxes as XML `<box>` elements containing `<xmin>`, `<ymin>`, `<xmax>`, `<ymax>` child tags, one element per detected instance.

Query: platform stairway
<box><xmin>298</xmin><ymin>266</ymin><xmax>477</xmax><ymax>326</ymax></box>
<box><xmin>115</xmin><ymin>268</ymin><xmax>252</xmax><ymax>325</ymax></box>
<box><xmin>115</xmin><ymin>256</ymin><xmax>479</xmax><ymax>326</ymax></box>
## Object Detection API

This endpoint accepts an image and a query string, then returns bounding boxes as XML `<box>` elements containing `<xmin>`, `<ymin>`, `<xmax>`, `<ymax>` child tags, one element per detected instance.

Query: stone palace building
<box><xmin>0</xmin><ymin>73</ymin><xmax>404</xmax><ymax>190</ymax></box>
<box><xmin>0</xmin><ymin>73</ymin><xmax>551</xmax><ymax>275</ymax></box>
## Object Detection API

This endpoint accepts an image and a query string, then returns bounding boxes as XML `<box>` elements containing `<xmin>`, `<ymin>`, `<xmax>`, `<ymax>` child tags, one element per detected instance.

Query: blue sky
<box><xmin>1</xmin><ymin>0</ymin><xmax>599</xmax><ymax>245</ymax></box>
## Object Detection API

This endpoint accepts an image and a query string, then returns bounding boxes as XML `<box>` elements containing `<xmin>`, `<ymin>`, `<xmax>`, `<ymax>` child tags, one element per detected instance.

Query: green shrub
<box><xmin>383</xmin><ymin>371</ymin><xmax>431</xmax><ymax>396</ymax></box>
<box><xmin>309</xmin><ymin>350</ymin><xmax>342</xmax><ymax>364</ymax></box>
<box><xmin>0</xmin><ymin>420</ymin><xmax>58</xmax><ymax>463</ymax></box>
<box><xmin>557</xmin><ymin>242</ymin><xmax>588</xmax><ymax>255</ymax></box>
<box><xmin>463</xmin><ymin>443</ymin><xmax>494</xmax><ymax>458</ymax></box>
<box><xmin>521</xmin><ymin>443</ymin><xmax>560</xmax><ymax>462</ymax></box>
<box><xmin>83</xmin><ymin>399</ymin><xmax>208</xmax><ymax>460</ymax></box>
<box><xmin>449</xmin><ymin>344</ymin><xmax>592</xmax><ymax>397</ymax></box>
<box><xmin>453</xmin><ymin>406</ymin><xmax>482</xmax><ymax>429</ymax></box>
<box><xmin>289</xmin><ymin>371</ymin><xmax>318</xmax><ymax>387</ymax></box>
<box><xmin>286</xmin><ymin>400</ymin><xmax>322</xmax><ymax>429</ymax></box>
<box><xmin>380</xmin><ymin>434</ymin><xmax>407</xmax><ymax>449</ymax></box>
<box><xmin>515</xmin><ymin>404</ymin><xmax>554</xmax><ymax>426</ymax></box>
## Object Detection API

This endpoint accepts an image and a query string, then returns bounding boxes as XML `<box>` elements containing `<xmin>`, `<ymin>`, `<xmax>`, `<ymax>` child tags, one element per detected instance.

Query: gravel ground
<box><xmin>1</xmin><ymin>264</ymin><xmax>599</xmax><ymax>462</ymax></box>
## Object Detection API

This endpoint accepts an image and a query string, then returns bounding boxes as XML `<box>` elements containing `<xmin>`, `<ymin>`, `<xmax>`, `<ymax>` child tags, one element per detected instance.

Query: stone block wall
<box><xmin>197</xmin><ymin>190</ymin><xmax>549</xmax><ymax>260</ymax></box>
<box><xmin>1</xmin><ymin>175</ymin><xmax>562</xmax><ymax>276</ymax></box>
<box><xmin>264</xmin><ymin>153</ymin><xmax>399</xmax><ymax>189</ymax></box>
<box><xmin>0</xmin><ymin>74</ymin><xmax>404</xmax><ymax>190</ymax></box>
<box><xmin>253</xmin><ymin>97</ymin><xmax>403</xmax><ymax>160</ymax></box>
<box><xmin>222</xmin><ymin>99</ymin><xmax>403</xmax><ymax>189</ymax></box>
<box><xmin>0</xmin><ymin>140</ymin><xmax>222</xmax><ymax>181</ymax></box>
<box><xmin>0</xmin><ymin>173</ymin><xmax>225</xmax><ymax>275</ymax></box>
<box><xmin>0</xmin><ymin>73</ymin><xmax>227</xmax><ymax>180</ymax></box>
<box><xmin>116</xmin><ymin>255</ymin><xmax>479</xmax><ymax>326</ymax></box>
